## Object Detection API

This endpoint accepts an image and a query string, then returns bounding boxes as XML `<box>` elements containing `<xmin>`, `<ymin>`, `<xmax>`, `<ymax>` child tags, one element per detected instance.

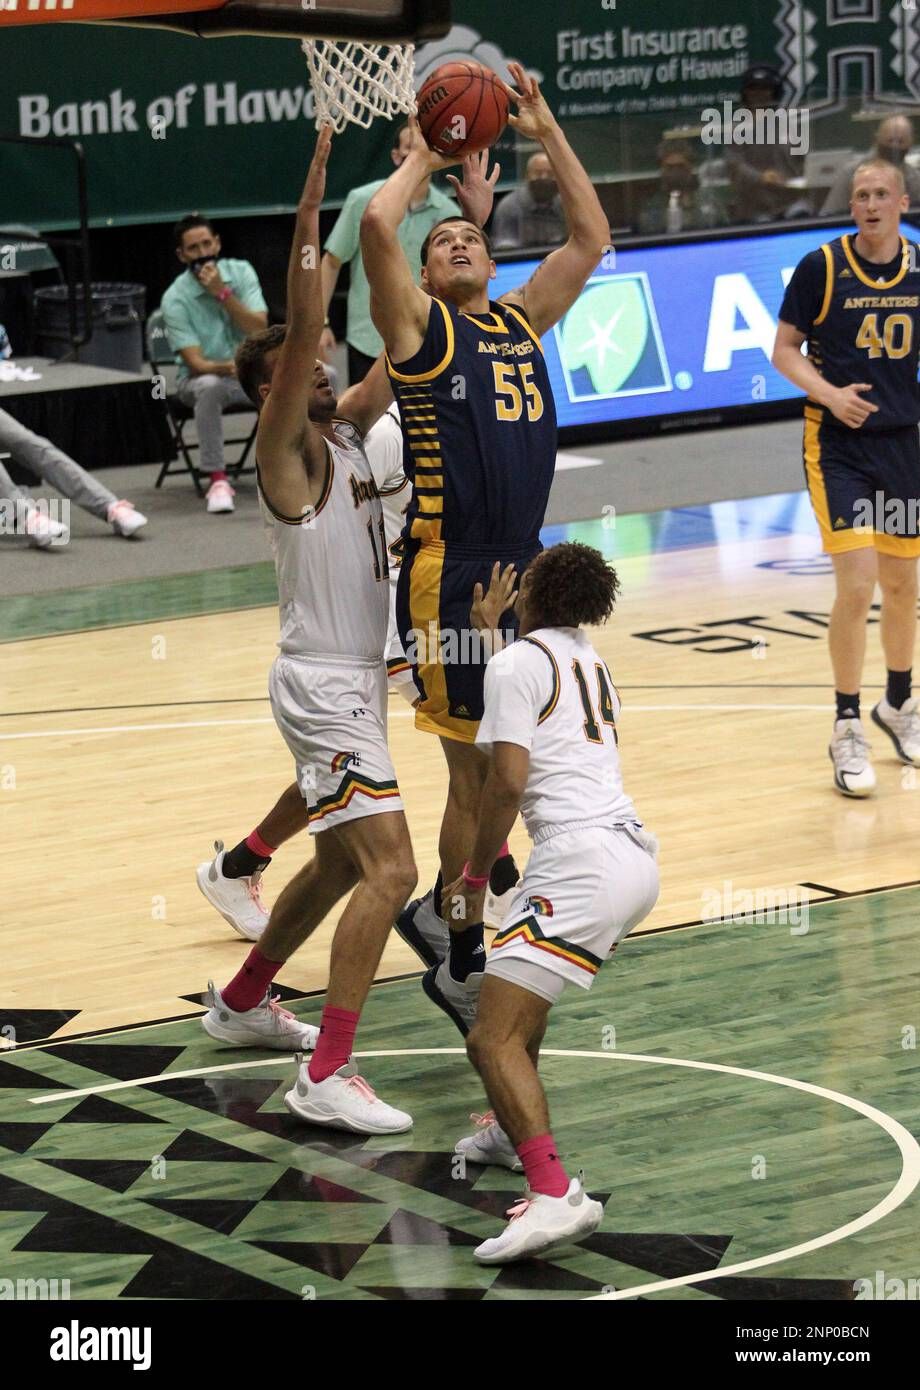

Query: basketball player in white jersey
<box><xmin>198</xmin><ymin>128</ymin><xmax>420</xmax><ymax>1135</ymax></box>
<box><xmin>194</xmin><ymin>398</ymin><xmax>415</xmax><ymax>942</ymax></box>
<box><xmin>441</xmin><ymin>542</ymin><xmax>660</xmax><ymax>1261</ymax></box>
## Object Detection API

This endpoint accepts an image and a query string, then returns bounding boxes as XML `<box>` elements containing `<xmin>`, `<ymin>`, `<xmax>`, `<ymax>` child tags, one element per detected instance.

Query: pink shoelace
<box><xmin>247</xmin><ymin>874</ymin><xmax>267</xmax><ymax>913</ymax></box>
<box><xmin>267</xmin><ymin>994</ymin><xmax>297</xmax><ymax>1023</ymax></box>
<box><xmin>108</xmin><ymin>499</ymin><xmax>135</xmax><ymax>519</ymax></box>
<box><xmin>470</xmin><ymin>1111</ymin><xmax>496</xmax><ymax>1128</ymax></box>
<box><xmin>506</xmin><ymin>1198</ymin><xmax>534</xmax><ymax>1222</ymax></box>
<box><xmin>344</xmin><ymin>1074</ymin><xmax>378</xmax><ymax>1104</ymax></box>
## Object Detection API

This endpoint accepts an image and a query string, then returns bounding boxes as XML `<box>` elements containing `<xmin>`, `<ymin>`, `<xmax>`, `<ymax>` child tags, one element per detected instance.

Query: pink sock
<box><xmin>308</xmin><ymin>1006</ymin><xmax>359</xmax><ymax>1083</ymax></box>
<box><xmin>247</xmin><ymin>828</ymin><xmax>277</xmax><ymax>859</ymax></box>
<box><xmin>210</xmin><ymin>470</ymin><xmax>228</xmax><ymax>483</ymax></box>
<box><xmin>221</xmin><ymin>947</ymin><xmax>284</xmax><ymax>1013</ymax></box>
<box><xmin>498</xmin><ymin>841</ymin><xmax>510</xmax><ymax>859</ymax></box>
<box><xmin>517</xmin><ymin>1133</ymin><xmax>569</xmax><ymax>1197</ymax></box>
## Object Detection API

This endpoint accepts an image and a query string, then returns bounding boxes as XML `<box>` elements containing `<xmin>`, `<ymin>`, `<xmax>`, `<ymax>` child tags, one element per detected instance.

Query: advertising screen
<box><xmin>492</xmin><ymin>221</ymin><xmax>920</xmax><ymax>439</ymax></box>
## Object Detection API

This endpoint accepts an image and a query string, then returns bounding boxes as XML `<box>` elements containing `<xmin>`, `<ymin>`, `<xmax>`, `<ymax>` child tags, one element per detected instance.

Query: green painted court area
<box><xmin>2</xmin><ymin>889</ymin><xmax>917</xmax><ymax>1302</ymax></box>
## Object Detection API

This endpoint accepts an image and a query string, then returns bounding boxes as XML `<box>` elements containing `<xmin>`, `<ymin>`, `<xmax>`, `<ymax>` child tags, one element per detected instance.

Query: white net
<box><xmin>302</xmin><ymin>40</ymin><xmax>417</xmax><ymax>132</ymax></box>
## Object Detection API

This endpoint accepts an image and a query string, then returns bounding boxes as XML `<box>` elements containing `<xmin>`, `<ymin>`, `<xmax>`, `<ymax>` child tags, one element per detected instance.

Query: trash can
<box><xmin>34</xmin><ymin>282</ymin><xmax>146</xmax><ymax>373</ymax></box>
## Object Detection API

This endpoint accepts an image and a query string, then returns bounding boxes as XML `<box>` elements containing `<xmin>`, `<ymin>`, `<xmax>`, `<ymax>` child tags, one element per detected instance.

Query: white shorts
<box><xmin>269</xmin><ymin>653</ymin><xmax>404</xmax><ymax>835</ymax></box>
<box><xmin>485</xmin><ymin>822</ymin><xmax>660</xmax><ymax>1003</ymax></box>
<box><xmin>386</xmin><ymin>580</ymin><xmax>416</xmax><ymax>704</ymax></box>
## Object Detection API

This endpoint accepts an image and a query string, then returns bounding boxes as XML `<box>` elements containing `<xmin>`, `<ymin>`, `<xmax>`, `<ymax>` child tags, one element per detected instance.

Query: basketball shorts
<box><xmin>385</xmin><ymin>576</ymin><xmax>416</xmax><ymax>705</ymax></box>
<box><xmin>803</xmin><ymin>408</ymin><xmax>920</xmax><ymax>557</ymax></box>
<box><xmin>485</xmin><ymin>822</ymin><xmax>660</xmax><ymax>1004</ymax></box>
<box><xmin>397</xmin><ymin>537</ymin><xmax>541</xmax><ymax>742</ymax></box>
<box><xmin>268</xmin><ymin>653</ymin><xmax>403</xmax><ymax>835</ymax></box>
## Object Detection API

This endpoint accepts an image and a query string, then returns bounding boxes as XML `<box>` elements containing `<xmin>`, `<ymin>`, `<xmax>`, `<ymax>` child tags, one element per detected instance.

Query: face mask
<box><xmin>188</xmin><ymin>255</ymin><xmax>218</xmax><ymax>277</ymax></box>
<box><xmin>663</xmin><ymin>166</ymin><xmax>695</xmax><ymax>193</ymax></box>
<box><xmin>529</xmin><ymin>178</ymin><xmax>557</xmax><ymax>204</ymax></box>
<box><xmin>877</xmin><ymin>143</ymin><xmax>907</xmax><ymax>165</ymax></box>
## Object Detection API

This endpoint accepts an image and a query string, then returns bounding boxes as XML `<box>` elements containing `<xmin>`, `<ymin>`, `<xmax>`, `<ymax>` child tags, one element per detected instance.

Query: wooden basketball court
<box><xmin>3</xmin><ymin>489</ymin><xmax>919</xmax><ymax>1301</ymax></box>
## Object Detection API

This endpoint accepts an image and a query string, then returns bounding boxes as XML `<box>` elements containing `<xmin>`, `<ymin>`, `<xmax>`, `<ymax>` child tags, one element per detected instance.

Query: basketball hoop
<box><xmin>302</xmin><ymin>39</ymin><xmax>417</xmax><ymax>132</ymax></box>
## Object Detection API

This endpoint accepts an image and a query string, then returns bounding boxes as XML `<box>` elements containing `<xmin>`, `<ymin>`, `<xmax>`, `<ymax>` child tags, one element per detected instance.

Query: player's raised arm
<box><xmin>360</xmin><ymin>120</ymin><xmax>452</xmax><ymax>362</ymax></box>
<box><xmin>498</xmin><ymin>62</ymin><xmax>610</xmax><ymax>336</ymax></box>
<box><xmin>255</xmin><ymin>126</ymin><xmax>333</xmax><ymax>517</ymax></box>
<box><xmin>335</xmin><ymin>353</ymin><xmax>394</xmax><ymax>438</ymax></box>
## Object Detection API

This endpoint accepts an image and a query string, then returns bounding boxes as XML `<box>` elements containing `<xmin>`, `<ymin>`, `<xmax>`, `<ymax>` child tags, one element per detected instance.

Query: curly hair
<box><xmin>235</xmin><ymin>324</ymin><xmax>287</xmax><ymax>407</ymax></box>
<box><xmin>524</xmin><ymin>542</ymin><xmax>621</xmax><ymax>629</ymax></box>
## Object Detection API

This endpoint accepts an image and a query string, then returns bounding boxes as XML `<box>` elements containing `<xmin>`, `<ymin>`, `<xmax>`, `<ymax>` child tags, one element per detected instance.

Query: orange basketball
<box><xmin>416</xmin><ymin>61</ymin><xmax>509</xmax><ymax>157</ymax></box>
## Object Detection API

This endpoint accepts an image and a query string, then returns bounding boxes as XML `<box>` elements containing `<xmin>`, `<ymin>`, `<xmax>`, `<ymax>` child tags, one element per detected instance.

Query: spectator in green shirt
<box><xmin>161</xmin><ymin>215</ymin><xmax>268</xmax><ymax>513</ymax></box>
<box><xmin>321</xmin><ymin>123</ymin><xmax>488</xmax><ymax>384</ymax></box>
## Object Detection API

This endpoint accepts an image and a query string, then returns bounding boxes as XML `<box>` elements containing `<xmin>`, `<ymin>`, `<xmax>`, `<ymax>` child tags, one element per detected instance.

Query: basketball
<box><xmin>416</xmin><ymin>61</ymin><xmax>509</xmax><ymax>157</ymax></box>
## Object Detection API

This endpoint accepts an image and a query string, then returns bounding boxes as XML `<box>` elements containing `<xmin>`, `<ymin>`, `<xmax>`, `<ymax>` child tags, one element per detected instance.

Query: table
<box><xmin>0</xmin><ymin>357</ymin><xmax>173</xmax><ymax>474</ymax></box>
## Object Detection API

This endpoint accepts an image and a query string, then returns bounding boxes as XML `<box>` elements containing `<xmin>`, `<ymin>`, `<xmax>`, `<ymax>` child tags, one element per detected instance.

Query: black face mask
<box><xmin>529</xmin><ymin>178</ymin><xmax>557</xmax><ymax>205</ymax></box>
<box><xmin>877</xmin><ymin>143</ymin><xmax>907</xmax><ymax>166</ymax></box>
<box><xmin>188</xmin><ymin>255</ymin><xmax>218</xmax><ymax>278</ymax></box>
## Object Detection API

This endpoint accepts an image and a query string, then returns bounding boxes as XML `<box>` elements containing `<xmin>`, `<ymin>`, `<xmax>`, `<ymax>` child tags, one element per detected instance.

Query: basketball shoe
<box><xmin>197</xmin><ymin>840</ymin><xmax>269</xmax><ymax>940</ymax></box>
<box><xmin>474</xmin><ymin>1175</ymin><xmax>604</xmax><ymax>1264</ymax></box>
<box><xmin>871</xmin><ymin>696</ymin><xmax>920</xmax><ymax>765</ymax></box>
<box><xmin>394</xmin><ymin>887</ymin><xmax>450</xmax><ymax>966</ymax></box>
<box><xmin>455</xmin><ymin>1112</ymin><xmax>523</xmax><ymax>1171</ymax></box>
<box><xmin>24</xmin><ymin>507</ymin><xmax>68</xmax><ymax>549</ymax></box>
<box><xmin>422</xmin><ymin>955</ymin><xmax>483</xmax><ymax>1037</ymax></box>
<box><xmin>829</xmin><ymin>718</ymin><xmax>876</xmax><ymax>796</ymax></box>
<box><xmin>201</xmin><ymin>982</ymin><xmax>319</xmax><ymax>1051</ymax></box>
<box><xmin>284</xmin><ymin>1058</ymin><xmax>412</xmax><ymax>1135</ymax></box>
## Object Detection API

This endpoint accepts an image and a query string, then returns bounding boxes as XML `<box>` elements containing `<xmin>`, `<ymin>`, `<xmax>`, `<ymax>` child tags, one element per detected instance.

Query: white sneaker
<box><xmin>483</xmin><ymin>884</ymin><xmax>519</xmax><ymax>930</ymax></box>
<box><xmin>107</xmin><ymin>498</ymin><xmax>147</xmax><ymax>537</ymax></box>
<box><xmin>455</xmin><ymin>1112</ymin><xmax>523</xmax><ymax>1172</ymax></box>
<box><xmin>422</xmin><ymin>956</ymin><xmax>483</xmax><ymax>1037</ymax></box>
<box><xmin>829</xmin><ymin>718</ymin><xmax>876</xmax><ymax>797</ymax></box>
<box><xmin>206</xmin><ymin>479</ymin><xmax>235</xmax><ymax>513</ymax></box>
<box><xmin>196</xmin><ymin>840</ymin><xmax>269</xmax><ymax>941</ymax></box>
<box><xmin>284</xmin><ymin>1060</ymin><xmax>412</xmax><ymax>1135</ymax></box>
<box><xmin>24</xmin><ymin>508</ymin><xmax>68</xmax><ymax>549</ymax></box>
<box><xmin>201</xmin><ymin>981</ymin><xmax>318</xmax><ymax>1051</ymax></box>
<box><xmin>474</xmin><ymin>1176</ymin><xmax>604</xmax><ymax>1264</ymax></box>
<box><xmin>872</xmin><ymin>696</ymin><xmax>920</xmax><ymax>766</ymax></box>
<box><xmin>394</xmin><ymin>888</ymin><xmax>450</xmax><ymax>967</ymax></box>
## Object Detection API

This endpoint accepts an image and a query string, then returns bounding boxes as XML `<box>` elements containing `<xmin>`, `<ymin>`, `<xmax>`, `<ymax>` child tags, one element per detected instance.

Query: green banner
<box><xmin>0</xmin><ymin>0</ymin><xmax>916</xmax><ymax>228</ymax></box>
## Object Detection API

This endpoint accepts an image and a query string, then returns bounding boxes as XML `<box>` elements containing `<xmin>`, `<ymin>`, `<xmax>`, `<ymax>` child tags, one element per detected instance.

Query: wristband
<box><xmin>461</xmin><ymin>862</ymin><xmax>489</xmax><ymax>890</ymax></box>
<box><xmin>217</xmin><ymin>286</ymin><xmax>233</xmax><ymax>304</ymax></box>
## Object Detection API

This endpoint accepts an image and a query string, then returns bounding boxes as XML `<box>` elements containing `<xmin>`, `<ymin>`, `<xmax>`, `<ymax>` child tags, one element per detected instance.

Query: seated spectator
<box><xmin>638</xmin><ymin>139</ymin><xmax>728</xmax><ymax>234</ymax></box>
<box><xmin>725</xmin><ymin>64</ymin><xmax>808</xmax><ymax>223</ymax></box>
<box><xmin>161</xmin><ymin>215</ymin><xmax>268</xmax><ymax>513</ymax></box>
<box><xmin>0</xmin><ymin>324</ymin><xmax>146</xmax><ymax>548</ymax></box>
<box><xmin>822</xmin><ymin>115</ymin><xmax>920</xmax><ymax>215</ymax></box>
<box><xmin>491</xmin><ymin>153</ymin><xmax>567</xmax><ymax>249</ymax></box>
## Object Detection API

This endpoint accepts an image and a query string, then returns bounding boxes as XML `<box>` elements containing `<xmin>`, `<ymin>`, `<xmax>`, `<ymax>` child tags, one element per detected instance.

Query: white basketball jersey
<box><xmin>364</xmin><ymin>402</ymin><xmax>411</xmax><ymax>590</ymax></box>
<box><xmin>263</xmin><ymin>420</ymin><xmax>389</xmax><ymax>662</ymax></box>
<box><xmin>476</xmin><ymin>627</ymin><xmax>639</xmax><ymax>837</ymax></box>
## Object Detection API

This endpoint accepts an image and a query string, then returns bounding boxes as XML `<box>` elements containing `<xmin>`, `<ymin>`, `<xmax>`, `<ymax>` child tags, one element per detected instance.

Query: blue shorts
<box><xmin>396</xmin><ymin>538</ymin><xmax>540</xmax><ymax>742</ymax></box>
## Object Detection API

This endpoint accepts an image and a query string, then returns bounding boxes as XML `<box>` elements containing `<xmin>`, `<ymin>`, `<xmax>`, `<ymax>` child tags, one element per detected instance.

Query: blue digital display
<box><xmin>491</xmin><ymin>221</ymin><xmax>920</xmax><ymax>431</ymax></box>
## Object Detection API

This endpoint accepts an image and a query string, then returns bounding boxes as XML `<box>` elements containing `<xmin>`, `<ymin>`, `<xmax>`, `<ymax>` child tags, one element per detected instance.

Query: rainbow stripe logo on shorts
<box><xmin>524</xmin><ymin>895</ymin><xmax>554</xmax><ymax>917</ymax></box>
<box><xmin>331</xmin><ymin>751</ymin><xmax>361</xmax><ymax>773</ymax></box>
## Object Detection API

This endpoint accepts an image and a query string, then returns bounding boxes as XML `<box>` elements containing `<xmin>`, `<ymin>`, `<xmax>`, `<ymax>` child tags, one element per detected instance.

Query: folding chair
<box><xmin>146</xmin><ymin>309</ymin><xmax>258</xmax><ymax>497</ymax></box>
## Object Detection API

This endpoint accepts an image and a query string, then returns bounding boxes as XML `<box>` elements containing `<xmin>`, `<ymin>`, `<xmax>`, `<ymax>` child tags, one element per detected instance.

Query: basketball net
<box><xmin>302</xmin><ymin>40</ymin><xmax>417</xmax><ymax>132</ymax></box>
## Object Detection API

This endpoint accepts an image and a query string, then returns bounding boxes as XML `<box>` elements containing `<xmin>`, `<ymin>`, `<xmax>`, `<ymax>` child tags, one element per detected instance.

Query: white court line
<box><xmin>24</xmin><ymin>1046</ymin><xmax>919</xmax><ymax>1302</ymax></box>
<box><xmin>0</xmin><ymin>705</ymin><xmax>832</xmax><ymax>741</ymax></box>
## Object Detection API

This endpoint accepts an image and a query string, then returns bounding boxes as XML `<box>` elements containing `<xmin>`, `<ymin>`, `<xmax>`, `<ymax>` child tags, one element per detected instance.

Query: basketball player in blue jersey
<box><xmin>774</xmin><ymin>159</ymin><xmax>920</xmax><ymax>796</ymax></box>
<box><xmin>442</xmin><ymin>543</ymin><xmax>659</xmax><ymax>1262</ymax></box>
<box><xmin>361</xmin><ymin>62</ymin><xmax>611</xmax><ymax>1031</ymax></box>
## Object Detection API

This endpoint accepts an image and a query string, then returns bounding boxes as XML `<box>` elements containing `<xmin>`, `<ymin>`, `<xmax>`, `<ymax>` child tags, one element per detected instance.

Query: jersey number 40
<box><xmin>855</xmin><ymin>312</ymin><xmax>913</xmax><ymax>360</ymax></box>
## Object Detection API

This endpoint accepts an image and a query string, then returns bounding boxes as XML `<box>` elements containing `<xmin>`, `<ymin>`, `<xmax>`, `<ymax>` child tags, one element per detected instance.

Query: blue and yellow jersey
<box><xmin>779</xmin><ymin>235</ymin><xmax>920</xmax><ymax>431</ymax></box>
<box><xmin>386</xmin><ymin>295</ymin><xmax>557</xmax><ymax>546</ymax></box>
